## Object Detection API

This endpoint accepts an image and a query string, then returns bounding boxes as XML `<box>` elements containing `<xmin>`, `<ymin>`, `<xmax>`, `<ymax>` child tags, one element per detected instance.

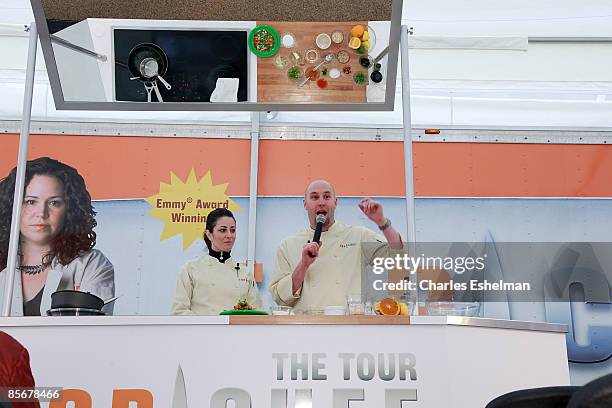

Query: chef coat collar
<box><xmin>309</xmin><ymin>220</ymin><xmax>339</xmax><ymax>234</ymax></box>
<box><xmin>208</xmin><ymin>248</ymin><xmax>231</xmax><ymax>263</ymax></box>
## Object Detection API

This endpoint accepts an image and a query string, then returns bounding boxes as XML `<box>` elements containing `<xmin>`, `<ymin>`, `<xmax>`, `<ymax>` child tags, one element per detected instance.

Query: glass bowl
<box><xmin>281</xmin><ymin>32</ymin><xmax>296</xmax><ymax>49</ymax></box>
<box><xmin>425</xmin><ymin>301</ymin><xmax>481</xmax><ymax>317</ymax></box>
<box><xmin>287</xmin><ymin>66</ymin><xmax>304</xmax><ymax>81</ymax></box>
<box><xmin>305</xmin><ymin>48</ymin><xmax>319</xmax><ymax>63</ymax></box>
<box><xmin>353</xmin><ymin>71</ymin><xmax>368</xmax><ymax>86</ymax></box>
<box><xmin>348</xmin><ymin>25</ymin><xmax>376</xmax><ymax>55</ymax></box>
<box><xmin>270</xmin><ymin>305</ymin><xmax>294</xmax><ymax>315</ymax></box>
<box><xmin>273</xmin><ymin>54</ymin><xmax>288</xmax><ymax>69</ymax></box>
<box><xmin>289</xmin><ymin>51</ymin><xmax>303</xmax><ymax>66</ymax></box>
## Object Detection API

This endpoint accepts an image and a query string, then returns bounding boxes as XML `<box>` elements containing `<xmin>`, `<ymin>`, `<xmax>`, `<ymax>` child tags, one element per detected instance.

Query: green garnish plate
<box><xmin>248</xmin><ymin>25</ymin><xmax>280</xmax><ymax>58</ymax></box>
<box><xmin>220</xmin><ymin>309</ymin><xmax>269</xmax><ymax>315</ymax></box>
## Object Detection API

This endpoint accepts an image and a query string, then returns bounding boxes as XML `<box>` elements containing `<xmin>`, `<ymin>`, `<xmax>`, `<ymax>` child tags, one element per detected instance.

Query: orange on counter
<box><xmin>376</xmin><ymin>298</ymin><xmax>400</xmax><ymax>315</ymax></box>
<box><xmin>351</xmin><ymin>25</ymin><xmax>365</xmax><ymax>38</ymax></box>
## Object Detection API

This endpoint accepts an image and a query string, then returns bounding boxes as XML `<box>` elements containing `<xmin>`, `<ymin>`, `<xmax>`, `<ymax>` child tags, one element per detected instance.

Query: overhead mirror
<box><xmin>32</xmin><ymin>0</ymin><xmax>402</xmax><ymax>110</ymax></box>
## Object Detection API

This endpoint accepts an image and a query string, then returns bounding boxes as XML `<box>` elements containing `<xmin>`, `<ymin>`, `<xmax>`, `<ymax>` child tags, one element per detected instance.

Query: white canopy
<box><xmin>0</xmin><ymin>0</ymin><xmax>611</xmax><ymax>128</ymax></box>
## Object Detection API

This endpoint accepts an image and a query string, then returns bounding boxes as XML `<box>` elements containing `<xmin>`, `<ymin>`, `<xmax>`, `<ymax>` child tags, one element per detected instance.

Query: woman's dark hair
<box><xmin>203</xmin><ymin>208</ymin><xmax>235</xmax><ymax>250</ymax></box>
<box><xmin>0</xmin><ymin>157</ymin><xmax>97</xmax><ymax>269</ymax></box>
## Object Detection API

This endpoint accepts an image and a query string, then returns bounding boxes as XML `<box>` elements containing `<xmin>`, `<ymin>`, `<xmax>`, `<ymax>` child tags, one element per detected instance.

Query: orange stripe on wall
<box><xmin>412</xmin><ymin>143</ymin><xmax>612</xmax><ymax>197</ymax></box>
<box><xmin>260</xmin><ymin>140</ymin><xmax>612</xmax><ymax>197</ymax></box>
<box><xmin>1</xmin><ymin>134</ymin><xmax>612</xmax><ymax>198</ymax></box>
<box><xmin>258</xmin><ymin>140</ymin><xmax>404</xmax><ymax>196</ymax></box>
<box><xmin>0</xmin><ymin>134</ymin><xmax>252</xmax><ymax>199</ymax></box>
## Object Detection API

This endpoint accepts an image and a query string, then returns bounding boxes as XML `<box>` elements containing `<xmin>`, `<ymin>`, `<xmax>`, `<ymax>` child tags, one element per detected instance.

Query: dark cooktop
<box><xmin>114</xmin><ymin>29</ymin><xmax>248</xmax><ymax>103</ymax></box>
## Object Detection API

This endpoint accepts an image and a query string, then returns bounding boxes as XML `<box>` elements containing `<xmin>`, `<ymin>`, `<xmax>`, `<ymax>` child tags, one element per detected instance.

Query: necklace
<box><xmin>18</xmin><ymin>263</ymin><xmax>49</xmax><ymax>275</ymax></box>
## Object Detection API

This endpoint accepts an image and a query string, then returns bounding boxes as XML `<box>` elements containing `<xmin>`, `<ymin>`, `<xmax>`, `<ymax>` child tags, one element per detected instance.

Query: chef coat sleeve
<box><xmin>269</xmin><ymin>241</ymin><xmax>300</xmax><ymax>307</ymax></box>
<box><xmin>360</xmin><ymin>227</ymin><xmax>405</xmax><ymax>266</ymax></box>
<box><xmin>172</xmin><ymin>264</ymin><xmax>196</xmax><ymax>315</ymax></box>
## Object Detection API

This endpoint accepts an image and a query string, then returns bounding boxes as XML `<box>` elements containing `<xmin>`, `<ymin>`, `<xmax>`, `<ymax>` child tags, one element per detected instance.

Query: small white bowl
<box><xmin>328</xmin><ymin>68</ymin><xmax>341</xmax><ymax>79</ymax></box>
<box><xmin>331</xmin><ymin>31</ymin><xmax>344</xmax><ymax>44</ymax></box>
<box><xmin>316</xmin><ymin>33</ymin><xmax>332</xmax><ymax>50</ymax></box>
<box><xmin>281</xmin><ymin>33</ymin><xmax>296</xmax><ymax>49</ymax></box>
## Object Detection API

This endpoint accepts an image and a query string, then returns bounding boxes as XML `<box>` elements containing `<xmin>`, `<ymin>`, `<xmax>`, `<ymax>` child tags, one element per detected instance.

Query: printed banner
<box><xmin>145</xmin><ymin>170</ymin><xmax>241</xmax><ymax>250</ymax></box>
<box><xmin>0</xmin><ymin>319</ymin><xmax>568</xmax><ymax>407</ymax></box>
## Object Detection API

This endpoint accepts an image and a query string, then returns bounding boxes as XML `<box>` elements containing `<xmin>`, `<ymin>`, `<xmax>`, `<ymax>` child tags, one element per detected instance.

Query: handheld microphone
<box><xmin>312</xmin><ymin>214</ymin><xmax>326</xmax><ymax>244</ymax></box>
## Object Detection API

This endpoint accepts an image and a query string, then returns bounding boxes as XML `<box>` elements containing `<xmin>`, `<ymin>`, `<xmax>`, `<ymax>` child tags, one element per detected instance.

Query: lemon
<box><xmin>362</xmin><ymin>31</ymin><xmax>370</xmax><ymax>42</ymax></box>
<box><xmin>362</xmin><ymin>41</ymin><xmax>370</xmax><ymax>51</ymax></box>
<box><xmin>348</xmin><ymin>37</ymin><xmax>361</xmax><ymax>50</ymax></box>
<box><xmin>399</xmin><ymin>302</ymin><xmax>408</xmax><ymax>316</ymax></box>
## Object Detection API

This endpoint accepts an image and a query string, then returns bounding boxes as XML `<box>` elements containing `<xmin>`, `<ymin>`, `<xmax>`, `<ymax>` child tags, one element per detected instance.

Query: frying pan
<box><xmin>127</xmin><ymin>43</ymin><xmax>172</xmax><ymax>90</ymax></box>
<box><xmin>51</xmin><ymin>290</ymin><xmax>104</xmax><ymax>310</ymax></box>
<box><xmin>50</xmin><ymin>290</ymin><xmax>119</xmax><ymax>310</ymax></box>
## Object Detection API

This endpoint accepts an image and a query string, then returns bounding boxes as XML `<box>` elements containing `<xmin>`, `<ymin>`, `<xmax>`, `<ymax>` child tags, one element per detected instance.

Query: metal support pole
<box><xmin>400</xmin><ymin>25</ymin><xmax>419</xmax><ymax>313</ymax></box>
<box><xmin>2</xmin><ymin>22</ymin><xmax>37</xmax><ymax>316</ymax></box>
<box><xmin>50</xmin><ymin>34</ymin><xmax>107</xmax><ymax>62</ymax></box>
<box><xmin>246</xmin><ymin>112</ymin><xmax>260</xmax><ymax>280</ymax></box>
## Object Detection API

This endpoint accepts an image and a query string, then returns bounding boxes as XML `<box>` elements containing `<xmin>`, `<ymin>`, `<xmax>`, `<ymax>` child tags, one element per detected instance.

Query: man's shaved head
<box><xmin>303</xmin><ymin>179</ymin><xmax>338</xmax><ymax>230</ymax></box>
<box><xmin>304</xmin><ymin>179</ymin><xmax>336</xmax><ymax>198</ymax></box>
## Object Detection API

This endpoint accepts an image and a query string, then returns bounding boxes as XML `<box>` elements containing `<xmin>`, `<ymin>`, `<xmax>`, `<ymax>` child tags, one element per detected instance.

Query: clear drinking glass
<box><xmin>364</xmin><ymin>301</ymin><xmax>374</xmax><ymax>315</ymax></box>
<box><xmin>347</xmin><ymin>294</ymin><xmax>365</xmax><ymax>315</ymax></box>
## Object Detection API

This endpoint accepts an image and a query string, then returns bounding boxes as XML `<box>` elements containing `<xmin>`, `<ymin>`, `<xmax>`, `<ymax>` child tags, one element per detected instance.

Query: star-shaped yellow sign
<box><xmin>145</xmin><ymin>169</ymin><xmax>241</xmax><ymax>250</ymax></box>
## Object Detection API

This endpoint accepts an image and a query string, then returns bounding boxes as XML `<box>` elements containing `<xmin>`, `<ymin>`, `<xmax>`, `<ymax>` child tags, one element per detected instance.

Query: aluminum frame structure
<box><xmin>29</xmin><ymin>0</ymin><xmax>403</xmax><ymax>111</ymax></box>
<box><xmin>2</xmin><ymin>24</ymin><xmax>417</xmax><ymax>316</ymax></box>
<box><xmin>2</xmin><ymin>22</ymin><xmax>38</xmax><ymax>316</ymax></box>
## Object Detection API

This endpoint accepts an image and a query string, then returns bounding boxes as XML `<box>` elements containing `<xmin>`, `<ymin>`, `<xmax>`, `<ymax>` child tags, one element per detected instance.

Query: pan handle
<box><xmin>157</xmin><ymin>75</ymin><xmax>172</xmax><ymax>90</ymax></box>
<box><xmin>152</xmin><ymin>82</ymin><xmax>164</xmax><ymax>102</ymax></box>
<box><xmin>103</xmin><ymin>295</ymin><xmax>121</xmax><ymax>305</ymax></box>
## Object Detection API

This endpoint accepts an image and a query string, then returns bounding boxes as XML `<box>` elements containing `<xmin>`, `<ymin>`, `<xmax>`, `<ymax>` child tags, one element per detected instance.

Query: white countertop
<box><xmin>0</xmin><ymin>315</ymin><xmax>567</xmax><ymax>332</ymax></box>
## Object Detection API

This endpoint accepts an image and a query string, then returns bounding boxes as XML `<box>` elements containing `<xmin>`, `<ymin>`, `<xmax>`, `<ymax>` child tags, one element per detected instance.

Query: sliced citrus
<box><xmin>348</xmin><ymin>37</ymin><xmax>362</xmax><ymax>50</ymax></box>
<box><xmin>399</xmin><ymin>302</ymin><xmax>408</xmax><ymax>315</ymax></box>
<box><xmin>362</xmin><ymin>41</ymin><xmax>370</xmax><ymax>51</ymax></box>
<box><xmin>379</xmin><ymin>298</ymin><xmax>400</xmax><ymax>315</ymax></box>
<box><xmin>362</xmin><ymin>31</ymin><xmax>370</xmax><ymax>42</ymax></box>
<box><xmin>351</xmin><ymin>25</ymin><xmax>365</xmax><ymax>38</ymax></box>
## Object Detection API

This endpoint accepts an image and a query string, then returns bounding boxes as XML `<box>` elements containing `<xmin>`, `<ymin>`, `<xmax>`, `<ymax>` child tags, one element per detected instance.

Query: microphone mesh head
<box><xmin>316</xmin><ymin>214</ymin><xmax>327</xmax><ymax>224</ymax></box>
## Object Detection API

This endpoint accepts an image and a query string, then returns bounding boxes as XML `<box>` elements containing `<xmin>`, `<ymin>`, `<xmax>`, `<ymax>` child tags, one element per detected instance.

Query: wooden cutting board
<box><xmin>256</xmin><ymin>21</ymin><xmax>368</xmax><ymax>103</ymax></box>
